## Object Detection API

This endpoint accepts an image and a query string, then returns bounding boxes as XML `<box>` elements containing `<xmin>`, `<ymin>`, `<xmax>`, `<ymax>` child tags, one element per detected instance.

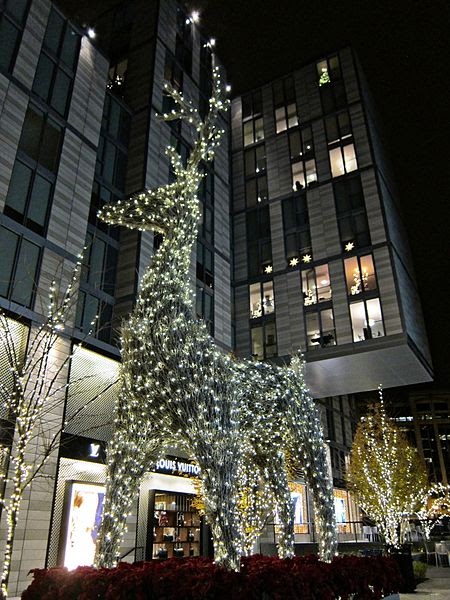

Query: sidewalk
<box><xmin>401</xmin><ymin>565</ymin><xmax>450</xmax><ymax>599</ymax></box>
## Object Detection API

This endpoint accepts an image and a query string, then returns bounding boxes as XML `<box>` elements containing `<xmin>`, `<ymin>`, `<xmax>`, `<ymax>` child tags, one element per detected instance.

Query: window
<box><xmin>199</xmin><ymin>43</ymin><xmax>213</xmax><ymax>118</ymax></box>
<box><xmin>329</xmin><ymin>144</ymin><xmax>357</xmax><ymax>178</ymax></box>
<box><xmin>244</xmin><ymin>145</ymin><xmax>267</xmax><ymax>207</ymax></box>
<box><xmin>4</xmin><ymin>106</ymin><xmax>62</xmax><ymax>234</ymax></box>
<box><xmin>291</xmin><ymin>158</ymin><xmax>317</xmax><ymax>190</ymax></box>
<box><xmin>273</xmin><ymin>76</ymin><xmax>298</xmax><ymax>133</ymax></box>
<box><xmin>32</xmin><ymin>8</ymin><xmax>80</xmax><ymax>117</ymax></box>
<box><xmin>249</xmin><ymin>280</ymin><xmax>274</xmax><ymax>319</ymax></box>
<box><xmin>289</xmin><ymin>126</ymin><xmax>314</xmax><ymax>160</ymax></box>
<box><xmin>4</xmin><ymin>160</ymin><xmax>53</xmax><ymax>234</ymax></box>
<box><xmin>301</xmin><ymin>264</ymin><xmax>332</xmax><ymax>306</ymax></box>
<box><xmin>196</xmin><ymin>241</ymin><xmax>214</xmax><ymax>335</ymax></box>
<box><xmin>247</xmin><ymin>206</ymin><xmax>272</xmax><ymax>277</ymax></box>
<box><xmin>344</xmin><ymin>255</ymin><xmax>377</xmax><ymax>295</ymax></box>
<box><xmin>289</xmin><ymin>126</ymin><xmax>317</xmax><ymax>189</ymax></box>
<box><xmin>17</xmin><ymin>106</ymin><xmax>62</xmax><ymax>172</ymax></box>
<box><xmin>325</xmin><ymin>111</ymin><xmax>352</xmax><ymax>145</ymax></box>
<box><xmin>242</xmin><ymin>91</ymin><xmax>264</xmax><ymax>146</ymax></box>
<box><xmin>164</xmin><ymin>52</ymin><xmax>183</xmax><ymax>92</ymax></box>
<box><xmin>82</xmin><ymin>233</ymin><xmax>118</xmax><ymax>295</ymax></box>
<box><xmin>244</xmin><ymin>145</ymin><xmax>266</xmax><ymax>176</ymax></box>
<box><xmin>75</xmin><ymin>292</ymin><xmax>113</xmax><ymax>344</ymax></box>
<box><xmin>0</xmin><ymin>226</ymin><xmax>40</xmax><ymax>308</ymax></box>
<box><xmin>198</xmin><ymin>162</ymin><xmax>214</xmax><ymax>243</ymax></box>
<box><xmin>175</xmin><ymin>6</ymin><xmax>192</xmax><ymax>75</ymax></box>
<box><xmin>251</xmin><ymin>321</ymin><xmax>277</xmax><ymax>360</ymax></box>
<box><xmin>0</xmin><ymin>0</ymin><xmax>29</xmax><ymax>74</ymax></box>
<box><xmin>196</xmin><ymin>286</ymin><xmax>214</xmax><ymax>336</ymax></box>
<box><xmin>334</xmin><ymin>175</ymin><xmax>370</xmax><ymax>250</ymax></box>
<box><xmin>282</xmin><ymin>194</ymin><xmax>311</xmax><ymax>264</ymax></box>
<box><xmin>196</xmin><ymin>241</ymin><xmax>213</xmax><ymax>288</ymax></box>
<box><xmin>316</xmin><ymin>55</ymin><xmax>347</xmax><ymax>113</ymax></box>
<box><xmin>349</xmin><ymin>298</ymin><xmax>384</xmax><ymax>341</ymax></box>
<box><xmin>305</xmin><ymin>308</ymin><xmax>336</xmax><ymax>349</ymax></box>
<box><xmin>108</xmin><ymin>58</ymin><xmax>128</xmax><ymax>95</ymax></box>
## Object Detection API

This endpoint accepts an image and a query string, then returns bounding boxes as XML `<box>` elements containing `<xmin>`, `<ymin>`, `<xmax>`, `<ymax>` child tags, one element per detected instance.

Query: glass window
<box><xmin>306</xmin><ymin>308</ymin><xmax>336</xmax><ymax>348</ymax></box>
<box><xmin>242</xmin><ymin>91</ymin><xmax>264</xmax><ymax>146</ymax></box>
<box><xmin>334</xmin><ymin>175</ymin><xmax>364</xmax><ymax>213</ymax></box>
<box><xmin>317</xmin><ymin>55</ymin><xmax>341</xmax><ymax>86</ymax></box>
<box><xmin>0</xmin><ymin>227</ymin><xmax>40</xmax><ymax>308</ymax></box>
<box><xmin>249</xmin><ymin>280</ymin><xmax>275</xmax><ymax>318</ymax></box>
<box><xmin>292</xmin><ymin>158</ymin><xmax>316</xmax><ymax>190</ymax></box>
<box><xmin>301</xmin><ymin>264</ymin><xmax>331</xmax><ymax>306</ymax></box>
<box><xmin>344</xmin><ymin>254</ymin><xmax>376</xmax><ymax>295</ymax></box>
<box><xmin>350</xmin><ymin>298</ymin><xmax>384</xmax><ymax>342</ymax></box>
<box><xmin>0</xmin><ymin>227</ymin><xmax>19</xmax><ymax>297</ymax></box>
<box><xmin>247</xmin><ymin>205</ymin><xmax>272</xmax><ymax>277</ymax></box>
<box><xmin>0</xmin><ymin>1</ymin><xmax>29</xmax><ymax>74</ymax></box>
<box><xmin>251</xmin><ymin>321</ymin><xmax>277</xmax><ymax>360</ymax></box>
<box><xmin>329</xmin><ymin>143</ymin><xmax>357</xmax><ymax>178</ymax></box>
<box><xmin>325</xmin><ymin>112</ymin><xmax>351</xmax><ymax>145</ymax></box>
<box><xmin>251</xmin><ymin>326</ymin><xmax>264</xmax><ymax>360</ymax></box>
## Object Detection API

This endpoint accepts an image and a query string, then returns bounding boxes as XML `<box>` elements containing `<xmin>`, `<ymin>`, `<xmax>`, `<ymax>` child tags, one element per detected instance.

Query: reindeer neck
<box><xmin>136</xmin><ymin>203</ymin><xmax>199</xmax><ymax>312</ymax></box>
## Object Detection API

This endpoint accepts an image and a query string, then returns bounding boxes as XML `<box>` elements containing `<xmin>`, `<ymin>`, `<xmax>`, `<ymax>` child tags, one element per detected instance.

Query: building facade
<box><xmin>0</xmin><ymin>0</ymin><xmax>432</xmax><ymax>595</ymax></box>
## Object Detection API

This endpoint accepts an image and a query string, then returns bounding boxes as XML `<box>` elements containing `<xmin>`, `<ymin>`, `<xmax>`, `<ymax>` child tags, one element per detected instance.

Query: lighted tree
<box><xmin>0</xmin><ymin>263</ymin><xmax>116</xmax><ymax>599</ymax></box>
<box><xmin>416</xmin><ymin>483</ymin><xmax>450</xmax><ymax>539</ymax></box>
<box><xmin>347</xmin><ymin>387</ymin><xmax>428</xmax><ymax>547</ymax></box>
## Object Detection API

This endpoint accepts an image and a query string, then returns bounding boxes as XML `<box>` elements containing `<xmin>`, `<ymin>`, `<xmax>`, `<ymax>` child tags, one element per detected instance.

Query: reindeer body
<box><xmin>95</xmin><ymin>69</ymin><xmax>337</xmax><ymax>570</ymax></box>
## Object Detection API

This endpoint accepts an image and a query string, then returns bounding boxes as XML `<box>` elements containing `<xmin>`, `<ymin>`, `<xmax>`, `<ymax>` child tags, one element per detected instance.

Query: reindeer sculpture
<box><xmin>95</xmin><ymin>66</ymin><xmax>337</xmax><ymax>571</ymax></box>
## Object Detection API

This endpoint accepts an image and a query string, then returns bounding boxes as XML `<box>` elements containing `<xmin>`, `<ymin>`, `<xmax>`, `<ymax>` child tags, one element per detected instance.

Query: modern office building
<box><xmin>0</xmin><ymin>0</ymin><xmax>432</xmax><ymax>595</ymax></box>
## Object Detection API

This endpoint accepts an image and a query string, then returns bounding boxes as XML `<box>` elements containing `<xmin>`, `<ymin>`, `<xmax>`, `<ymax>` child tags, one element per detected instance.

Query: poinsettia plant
<box><xmin>22</xmin><ymin>554</ymin><xmax>401</xmax><ymax>600</ymax></box>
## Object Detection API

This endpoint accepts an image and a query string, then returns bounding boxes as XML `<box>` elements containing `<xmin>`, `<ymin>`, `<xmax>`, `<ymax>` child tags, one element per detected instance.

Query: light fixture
<box><xmin>209</xmin><ymin>38</ymin><xmax>216</xmax><ymax>47</ymax></box>
<box><xmin>320</xmin><ymin>279</ymin><xmax>328</xmax><ymax>286</ymax></box>
<box><xmin>190</xmin><ymin>10</ymin><xmax>200</xmax><ymax>23</ymax></box>
<box><xmin>86</xmin><ymin>27</ymin><xmax>96</xmax><ymax>39</ymax></box>
<box><xmin>225</xmin><ymin>84</ymin><xmax>231</xmax><ymax>93</ymax></box>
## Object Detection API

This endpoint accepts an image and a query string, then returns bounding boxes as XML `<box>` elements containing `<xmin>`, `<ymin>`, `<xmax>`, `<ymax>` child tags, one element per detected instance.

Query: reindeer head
<box><xmin>98</xmin><ymin>65</ymin><xmax>229</xmax><ymax>238</ymax></box>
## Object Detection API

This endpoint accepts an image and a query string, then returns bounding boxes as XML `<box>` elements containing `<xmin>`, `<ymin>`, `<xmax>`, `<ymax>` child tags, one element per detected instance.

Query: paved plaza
<box><xmin>401</xmin><ymin>564</ymin><xmax>450</xmax><ymax>599</ymax></box>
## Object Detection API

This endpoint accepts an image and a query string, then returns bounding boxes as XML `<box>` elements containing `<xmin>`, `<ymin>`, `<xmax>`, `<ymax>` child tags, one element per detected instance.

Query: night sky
<box><xmin>59</xmin><ymin>0</ymin><xmax>450</xmax><ymax>388</ymax></box>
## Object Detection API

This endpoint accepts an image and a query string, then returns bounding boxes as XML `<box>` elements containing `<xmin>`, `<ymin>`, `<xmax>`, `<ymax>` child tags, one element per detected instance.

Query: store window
<box><xmin>273</xmin><ymin>76</ymin><xmax>298</xmax><ymax>133</ymax></box>
<box><xmin>0</xmin><ymin>226</ymin><xmax>40</xmax><ymax>308</ymax></box>
<box><xmin>32</xmin><ymin>8</ymin><xmax>80</xmax><ymax>117</ymax></box>
<box><xmin>349</xmin><ymin>298</ymin><xmax>385</xmax><ymax>341</ymax></box>
<box><xmin>251</xmin><ymin>321</ymin><xmax>277</xmax><ymax>360</ymax></box>
<box><xmin>305</xmin><ymin>308</ymin><xmax>335</xmax><ymax>349</ymax></box>
<box><xmin>247</xmin><ymin>206</ymin><xmax>272</xmax><ymax>277</ymax></box>
<box><xmin>249</xmin><ymin>280</ymin><xmax>275</xmax><ymax>319</ymax></box>
<box><xmin>282</xmin><ymin>194</ymin><xmax>311</xmax><ymax>265</ymax></box>
<box><xmin>344</xmin><ymin>255</ymin><xmax>377</xmax><ymax>295</ymax></box>
<box><xmin>0</xmin><ymin>0</ymin><xmax>29</xmax><ymax>74</ymax></box>
<box><xmin>301</xmin><ymin>264</ymin><xmax>331</xmax><ymax>306</ymax></box>
<box><xmin>242</xmin><ymin>91</ymin><xmax>264</xmax><ymax>146</ymax></box>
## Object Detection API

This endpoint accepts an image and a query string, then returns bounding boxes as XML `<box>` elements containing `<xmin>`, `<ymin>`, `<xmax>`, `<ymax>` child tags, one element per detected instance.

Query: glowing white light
<box><xmin>191</xmin><ymin>10</ymin><xmax>200</xmax><ymax>23</ymax></box>
<box><xmin>86</xmin><ymin>28</ymin><xmax>96</xmax><ymax>39</ymax></box>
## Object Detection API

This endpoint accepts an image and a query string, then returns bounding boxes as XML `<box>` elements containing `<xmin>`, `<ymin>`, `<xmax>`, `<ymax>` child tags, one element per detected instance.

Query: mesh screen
<box><xmin>47</xmin><ymin>457</ymin><xmax>106</xmax><ymax>567</ymax></box>
<box><xmin>0</xmin><ymin>317</ymin><xmax>28</xmax><ymax>419</ymax></box>
<box><xmin>64</xmin><ymin>347</ymin><xmax>119</xmax><ymax>441</ymax></box>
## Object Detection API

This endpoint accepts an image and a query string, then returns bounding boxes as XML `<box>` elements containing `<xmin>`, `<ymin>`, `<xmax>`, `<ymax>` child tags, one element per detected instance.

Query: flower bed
<box><xmin>22</xmin><ymin>554</ymin><xmax>401</xmax><ymax>600</ymax></box>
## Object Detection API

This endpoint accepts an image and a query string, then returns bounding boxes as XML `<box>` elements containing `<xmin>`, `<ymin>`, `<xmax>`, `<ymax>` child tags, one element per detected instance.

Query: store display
<box><xmin>152</xmin><ymin>492</ymin><xmax>201</xmax><ymax>559</ymax></box>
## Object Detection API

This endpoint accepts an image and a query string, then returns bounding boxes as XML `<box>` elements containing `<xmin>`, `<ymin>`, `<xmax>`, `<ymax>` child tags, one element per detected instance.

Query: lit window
<box><xmin>329</xmin><ymin>143</ymin><xmax>357</xmax><ymax>177</ymax></box>
<box><xmin>316</xmin><ymin>55</ymin><xmax>341</xmax><ymax>86</ymax></box>
<box><xmin>301</xmin><ymin>264</ymin><xmax>332</xmax><ymax>306</ymax></box>
<box><xmin>349</xmin><ymin>298</ymin><xmax>384</xmax><ymax>342</ymax></box>
<box><xmin>344</xmin><ymin>255</ymin><xmax>376</xmax><ymax>295</ymax></box>
<box><xmin>292</xmin><ymin>158</ymin><xmax>317</xmax><ymax>190</ymax></box>
<box><xmin>249</xmin><ymin>280</ymin><xmax>275</xmax><ymax>318</ymax></box>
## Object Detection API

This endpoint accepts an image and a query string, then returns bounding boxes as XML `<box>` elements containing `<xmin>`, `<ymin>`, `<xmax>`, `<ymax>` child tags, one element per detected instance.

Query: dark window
<box><xmin>334</xmin><ymin>175</ymin><xmax>370</xmax><ymax>250</ymax></box>
<box><xmin>242</xmin><ymin>90</ymin><xmax>264</xmax><ymax>146</ymax></box>
<box><xmin>199</xmin><ymin>43</ymin><xmax>213</xmax><ymax>119</ymax></box>
<box><xmin>244</xmin><ymin>144</ymin><xmax>268</xmax><ymax>207</ymax></box>
<box><xmin>273</xmin><ymin>76</ymin><xmax>298</xmax><ymax>134</ymax></box>
<box><xmin>198</xmin><ymin>162</ymin><xmax>214</xmax><ymax>244</ymax></box>
<box><xmin>282</xmin><ymin>194</ymin><xmax>311</xmax><ymax>264</ymax></box>
<box><xmin>0</xmin><ymin>226</ymin><xmax>40</xmax><ymax>308</ymax></box>
<box><xmin>247</xmin><ymin>206</ymin><xmax>272</xmax><ymax>277</ymax></box>
<box><xmin>18</xmin><ymin>106</ymin><xmax>62</xmax><ymax>172</ymax></box>
<box><xmin>196</xmin><ymin>241</ymin><xmax>214</xmax><ymax>288</ymax></box>
<box><xmin>251</xmin><ymin>320</ymin><xmax>277</xmax><ymax>360</ymax></box>
<box><xmin>0</xmin><ymin>0</ymin><xmax>29</xmax><ymax>74</ymax></box>
<box><xmin>32</xmin><ymin>8</ymin><xmax>80</xmax><ymax>117</ymax></box>
<box><xmin>305</xmin><ymin>307</ymin><xmax>336</xmax><ymax>349</ymax></box>
<box><xmin>196</xmin><ymin>286</ymin><xmax>214</xmax><ymax>336</ymax></box>
<box><xmin>196</xmin><ymin>241</ymin><xmax>214</xmax><ymax>335</ymax></box>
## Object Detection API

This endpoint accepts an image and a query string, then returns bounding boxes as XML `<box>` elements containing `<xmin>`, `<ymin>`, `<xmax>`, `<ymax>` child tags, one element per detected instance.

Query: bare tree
<box><xmin>0</xmin><ymin>261</ymin><xmax>117</xmax><ymax>599</ymax></box>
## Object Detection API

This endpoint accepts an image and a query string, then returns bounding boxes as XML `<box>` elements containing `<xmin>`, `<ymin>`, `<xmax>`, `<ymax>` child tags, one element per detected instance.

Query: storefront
<box><xmin>47</xmin><ymin>442</ymin><xmax>206</xmax><ymax>568</ymax></box>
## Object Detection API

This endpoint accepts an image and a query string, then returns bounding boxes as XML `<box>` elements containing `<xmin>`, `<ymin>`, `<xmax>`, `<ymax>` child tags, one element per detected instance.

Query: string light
<box><xmin>95</xmin><ymin>63</ymin><xmax>337</xmax><ymax>570</ymax></box>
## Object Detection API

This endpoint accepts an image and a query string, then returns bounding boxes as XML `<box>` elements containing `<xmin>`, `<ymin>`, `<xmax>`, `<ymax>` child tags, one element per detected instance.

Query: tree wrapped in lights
<box><xmin>347</xmin><ymin>387</ymin><xmax>428</xmax><ymax>547</ymax></box>
<box><xmin>96</xmin><ymin>63</ymin><xmax>337</xmax><ymax>569</ymax></box>
<box><xmin>0</xmin><ymin>261</ymin><xmax>116</xmax><ymax>599</ymax></box>
<box><xmin>416</xmin><ymin>483</ymin><xmax>450</xmax><ymax>539</ymax></box>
